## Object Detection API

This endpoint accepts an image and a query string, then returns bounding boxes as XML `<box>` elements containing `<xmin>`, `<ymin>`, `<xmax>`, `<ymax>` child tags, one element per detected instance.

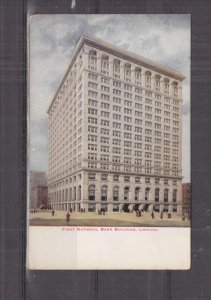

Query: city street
<box><xmin>29</xmin><ymin>210</ymin><xmax>190</xmax><ymax>227</ymax></box>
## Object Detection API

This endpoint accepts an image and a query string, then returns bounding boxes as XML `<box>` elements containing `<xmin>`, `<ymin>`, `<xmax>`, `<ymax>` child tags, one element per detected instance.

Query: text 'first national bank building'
<box><xmin>47</xmin><ymin>34</ymin><xmax>184</xmax><ymax>213</ymax></box>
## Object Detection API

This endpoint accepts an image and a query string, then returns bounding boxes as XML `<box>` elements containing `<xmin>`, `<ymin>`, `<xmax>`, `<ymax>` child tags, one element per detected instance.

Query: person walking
<box><xmin>52</xmin><ymin>210</ymin><xmax>55</xmax><ymax>216</ymax></box>
<box><xmin>66</xmin><ymin>211</ymin><xmax>70</xmax><ymax>223</ymax></box>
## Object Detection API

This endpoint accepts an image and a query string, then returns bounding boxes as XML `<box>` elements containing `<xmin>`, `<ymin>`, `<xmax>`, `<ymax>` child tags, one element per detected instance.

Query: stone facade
<box><xmin>47</xmin><ymin>34</ymin><xmax>184</xmax><ymax>213</ymax></box>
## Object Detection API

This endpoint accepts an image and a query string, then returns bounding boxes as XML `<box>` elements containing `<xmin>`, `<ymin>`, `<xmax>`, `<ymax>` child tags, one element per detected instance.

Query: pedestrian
<box><xmin>136</xmin><ymin>210</ymin><xmax>139</xmax><ymax>217</ymax></box>
<box><xmin>66</xmin><ymin>211</ymin><xmax>70</xmax><ymax>223</ymax></box>
<box><xmin>52</xmin><ymin>210</ymin><xmax>55</xmax><ymax>216</ymax></box>
<box><xmin>151</xmin><ymin>212</ymin><xmax>154</xmax><ymax>219</ymax></box>
<box><xmin>160</xmin><ymin>211</ymin><xmax>163</xmax><ymax>219</ymax></box>
<box><xmin>139</xmin><ymin>210</ymin><xmax>141</xmax><ymax>217</ymax></box>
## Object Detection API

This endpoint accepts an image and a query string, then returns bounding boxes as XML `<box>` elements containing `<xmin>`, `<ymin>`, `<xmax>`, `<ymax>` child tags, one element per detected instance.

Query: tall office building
<box><xmin>47</xmin><ymin>34</ymin><xmax>184</xmax><ymax>213</ymax></box>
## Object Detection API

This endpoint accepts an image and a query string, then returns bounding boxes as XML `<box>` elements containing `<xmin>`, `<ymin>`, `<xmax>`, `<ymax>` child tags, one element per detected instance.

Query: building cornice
<box><xmin>83</xmin><ymin>34</ymin><xmax>185</xmax><ymax>81</ymax></box>
<box><xmin>47</xmin><ymin>33</ymin><xmax>185</xmax><ymax>114</ymax></box>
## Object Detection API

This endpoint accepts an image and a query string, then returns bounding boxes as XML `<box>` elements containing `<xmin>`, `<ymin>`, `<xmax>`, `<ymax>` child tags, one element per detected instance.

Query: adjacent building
<box><xmin>47</xmin><ymin>34</ymin><xmax>184</xmax><ymax>213</ymax></box>
<box><xmin>30</xmin><ymin>171</ymin><xmax>48</xmax><ymax>209</ymax></box>
<box><xmin>182</xmin><ymin>183</ymin><xmax>191</xmax><ymax>216</ymax></box>
<box><xmin>31</xmin><ymin>185</ymin><xmax>48</xmax><ymax>209</ymax></box>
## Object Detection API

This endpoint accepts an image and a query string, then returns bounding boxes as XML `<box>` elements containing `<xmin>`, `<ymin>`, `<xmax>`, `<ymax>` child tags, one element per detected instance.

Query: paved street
<box><xmin>29</xmin><ymin>210</ymin><xmax>190</xmax><ymax>227</ymax></box>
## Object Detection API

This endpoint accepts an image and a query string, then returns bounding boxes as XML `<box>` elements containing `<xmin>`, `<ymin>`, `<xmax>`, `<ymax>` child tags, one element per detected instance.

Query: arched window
<box><xmin>173</xmin><ymin>189</ymin><xmax>177</xmax><ymax>202</ymax></box>
<box><xmin>145</xmin><ymin>71</ymin><xmax>151</xmax><ymax>87</ymax></box>
<box><xmin>101</xmin><ymin>55</ymin><xmax>109</xmax><ymax>70</ymax></box>
<box><xmin>155</xmin><ymin>188</ymin><xmax>160</xmax><ymax>202</ymax></box>
<box><xmin>173</xmin><ymin>81</ymin><xmax>178</xmax><ymax>97</ymax></box>
<box><xmin>113</xmin><ymin>186</ymin><xmax>119</xmax><ymax>201</ymax></box>
<box><xmin>135</xmin><ymin>67</ymin><xmax>142</xmax><ymax>80</ymax></box>
<box><xmin>155</xmin><ymin>74</ymin><xmax>161</xmax><ymax>89</ymax></box>
<box><xmin>88</xmin><ymin>50</ymin><xmax>97</xmax><ymax>65</ymax></box>
<box><xmin>113</xmin><ymin>59</ymin><xmax>120</xmax><ymax>77</ymax></box>
<box><xmin>145</xmin><ymin>187</ymin><xmax>150</xmax><ymax>201</ymax></box>
<box><xmin>135</xmin><ymin>187</ymin><xmax>140</xmax><ymax>201</ymax></box>
<box><xmin>124</xmin><ymin>63</ymin><xmax>131</xmax><ymax>81</ymax></box>
<box><xmin>101</xmin><ymin>185</ymin><xmax>108</xmax><ymax>201</ymax></box>
<box><xmin>88</xmin><ymin>185</ymin><xmax>95</xmax><ymax>201</ymax></box>
<box><xmin>164</xmin><ymin>78</ymin><xmax>170</xmax><ymax>91</ymax></box>
<box><xmin>164</xmin><ymin>189</ymin><xmax>169</xmax><ymax>202</ymax></box>
<box><xmin>124</xmin><ymin>187</ymin><xmax>129</xmax><ymax>201</ymax></box>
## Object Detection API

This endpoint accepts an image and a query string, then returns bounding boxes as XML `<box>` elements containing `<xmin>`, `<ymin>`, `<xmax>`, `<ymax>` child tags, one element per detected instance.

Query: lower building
<box><xmin>31</xmin><ymin>185</ymin><xmax>48</xmax><ymax>209</ymax></box>
<box><xmin>48</xmin><ymin>171</ymin><xmax>182</xmax><ymax>213</ymax></box>
<box><xmin>182</xmin><ymin>183</ymin><xmax>191</xmax><ymax>216</ymax></box>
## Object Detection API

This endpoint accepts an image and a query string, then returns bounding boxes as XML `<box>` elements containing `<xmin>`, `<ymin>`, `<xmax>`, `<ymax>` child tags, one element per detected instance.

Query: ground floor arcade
<box><xmin>48</xmin><ymin>172</ymin><xmax>182</xmax><ymax>213</ymax></box>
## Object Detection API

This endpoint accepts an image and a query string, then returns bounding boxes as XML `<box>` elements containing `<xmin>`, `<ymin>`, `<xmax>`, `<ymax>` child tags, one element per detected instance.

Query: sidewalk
<box><xmin>29</xmin><ymin>211</ymin><xmax>190</xmax><ymax>227</ymax></box>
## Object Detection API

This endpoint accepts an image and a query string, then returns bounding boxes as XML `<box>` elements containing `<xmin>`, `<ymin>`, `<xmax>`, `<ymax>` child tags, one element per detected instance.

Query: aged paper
<box><xmin>28</xmin><ymin>15</ymin><xmax>191</xmax><ymax>269</ymax></box>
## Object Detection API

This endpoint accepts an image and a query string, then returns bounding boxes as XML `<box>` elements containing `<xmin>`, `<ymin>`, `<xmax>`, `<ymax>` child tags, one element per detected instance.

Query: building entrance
<box><xmin>134</xmin><ymin>204</ymin><xmax>140</xmax><ymax>211</ymax></box>
<box><xmin>113</xmin><ymin>204</ymin><xmax>119</xmax><ymax>212</ymax></box>
<box><xmin>143</xmin><ymin>204</ymin><xmax>150</xmax><ymax>212</ymax></box>
<box><xmin>123</xmin><ymin>204</ymin><xmax>130</xmax><ymax>212</ymax></box>
<box><xmin>153</xmin><ymin>204</ymin><xmax>160</xmax><ymax>212</ymax></box>
<box><xmin>88</xmin><ymin>203</ymin><xmax>95</xmax><ymax>212</ymax></box>
<box><xmin>163</xmin><ymin>205</ymin><xmax>168</xmax><ymax>212</ymax></box>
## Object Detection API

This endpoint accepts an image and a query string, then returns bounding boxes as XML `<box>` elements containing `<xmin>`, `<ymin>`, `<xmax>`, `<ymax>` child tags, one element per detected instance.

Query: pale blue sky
<box><xmin>30</xmin><ymin>14</ymin><xmax>190</xmax><ymax>182</ymax></box>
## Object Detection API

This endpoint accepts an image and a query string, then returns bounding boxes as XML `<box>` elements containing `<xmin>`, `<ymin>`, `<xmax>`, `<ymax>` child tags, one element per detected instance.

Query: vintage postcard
<box><xmin>28</xmin><ymin>14</ymin><xmax>191</xmax><ymax>269</ymax></box>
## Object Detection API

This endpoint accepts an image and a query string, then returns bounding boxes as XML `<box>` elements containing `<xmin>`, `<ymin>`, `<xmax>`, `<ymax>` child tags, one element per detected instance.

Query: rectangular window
<box><xmin>145</xmin><ymin>177</ymin><xmax>150</xmax><ymax>184</ymax></box>
<box><xmin>124</xmin><ymin>176</ymin><xmax>130</xmax><ymax>182</ymax></box>
<box><xmin>88</xmin><ymin>173</ymin><xmax>96</xmax><ymax>180</ymax></box>
<box><xmin>113</xmin><ymin>80</ymin><xmax>121</xmax><ymax>88</ymax></box>
<box><xmin>113</xmin><ymin>97</ymin><xmax>121</xmax><ymax>104</ymax></box>
<box><xmin>112</xmin><ymin>156</ymin><xmax>121</xmax><ymax>163</ymax></box>
<box><xmin>135</xmin><ymin>177</ymin><xmax>140</xmax><ymax>183</ymax></box>
<box><xmin>101</xmin><ymin>120</ymin><xmax>110</xmax><ymax>126</ymax></box>
<box><xmin>155</xmin><ymin>177</ymin><xmax>160</xmax><ymax>184</ymax></box>
<box><xmin>101</xmin><ymin>77</ymin><xmax>110</xmax><ymax>84</ymax></box>
<box><xmin>113</xmin><ymin>122</ymin><xmax>121</xmax><ymax>129</ymax></box>
<box><xmin>113</xmin><ymin>113</ymin><xmax>121</xmax><ymax>120</ymax></box>
<box><xmin>101</xmin><ymin>174</ymin><xmax>108</xmax><ymax>180</ymax></box>
<box><xmin>113</xmin><ymin>89</ymin><xmax>121</xmax><ymax>95</ymax></box>
<box><xmin>113</xmin><ymin>174</ymin><xmax>119</xmax><ymax>181</ymax></box>
<box><xmin>100</xmin><ymin>154</ymin><xmax>109</xmax><ymax>161</ymax></box>
<box><xmin>101</xmin><ymin>102</ymin><xmax>110</xmax><ymax>109</ymax></box>
<box><xmin>101</xmin><ymin>111</ymin><xmax>110</xmax><ymax>118</ymax></box>
<box><xmin>101</xmin><ymin>94</ymin><xmax>110</xmax><ymax>101</ymax></box>
<box><xmin>113</xmin><ymin>105</ymin><xmax>121</xmax><ymax>112</ymax></box>
<box><xmin>88</xmin><ymin>73</ymin><xmax>98</xmax><ymax>80</ymax></box>
<box><xmin>113</xmin><ymin>130</ymin><xmax>121</xmax><ymax>137</ymax></box>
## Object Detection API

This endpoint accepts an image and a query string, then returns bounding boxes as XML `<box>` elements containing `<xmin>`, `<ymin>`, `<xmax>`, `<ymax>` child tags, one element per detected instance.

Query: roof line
<box><xmin>47</xmin><ymin>33</ymin><xmax>185</xmax><ymax>113</ymax></box>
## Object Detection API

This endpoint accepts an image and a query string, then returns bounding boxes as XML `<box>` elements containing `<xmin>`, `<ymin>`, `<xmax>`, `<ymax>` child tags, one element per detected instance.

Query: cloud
<box><xmin>30</xmin><ymin>15</ymin><xmax>191</xmax><ymax>182</ymax></box>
